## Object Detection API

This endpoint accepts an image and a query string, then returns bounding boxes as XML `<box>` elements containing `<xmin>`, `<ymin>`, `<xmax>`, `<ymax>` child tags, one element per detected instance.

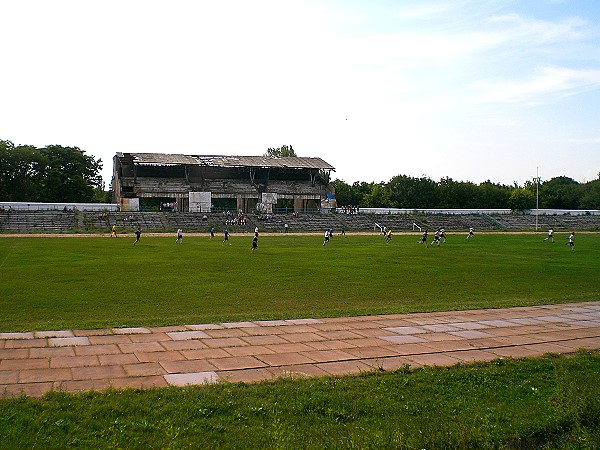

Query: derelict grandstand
<box><xmin>112</xmin><ymin>153</ymin><xmax>336</xmax><ymax>213</ymax></box>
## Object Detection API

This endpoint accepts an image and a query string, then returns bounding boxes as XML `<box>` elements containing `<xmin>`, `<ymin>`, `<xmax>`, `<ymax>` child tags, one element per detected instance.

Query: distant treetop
<box><xmin>264</xmin><ymin>145</ymin><xmax>297</xmax><ymax>158</ymax></box>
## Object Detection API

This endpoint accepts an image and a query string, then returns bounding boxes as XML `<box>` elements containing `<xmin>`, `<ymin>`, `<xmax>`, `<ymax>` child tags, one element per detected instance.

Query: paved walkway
<box><xmin>1</xmin><ymin>302</ymin><xmax>599</xmax><ymax>398</ymax></box>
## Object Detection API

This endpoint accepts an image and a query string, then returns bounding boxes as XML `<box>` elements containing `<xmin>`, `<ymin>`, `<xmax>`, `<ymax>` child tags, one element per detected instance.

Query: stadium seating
<box><xmin>1</xmin><ymin>210</ymin><xmax>599</xmax><ymax>233</ymax></box>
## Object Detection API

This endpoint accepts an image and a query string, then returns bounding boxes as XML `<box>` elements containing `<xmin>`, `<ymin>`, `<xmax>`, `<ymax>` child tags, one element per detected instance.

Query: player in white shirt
<box><xmin>565</xmin><ymin>231</ymin><xmax>575</xmax><ymax>251</ymax></box>
<box><xmin>323</xmin><ymin>230</ymin><xmax>330</xmax><ymax>246</ymax></box>
<box><xmin>431</xmin><ymin>229</ymin><xmax>441</xmax><ymax>246</ymax></box>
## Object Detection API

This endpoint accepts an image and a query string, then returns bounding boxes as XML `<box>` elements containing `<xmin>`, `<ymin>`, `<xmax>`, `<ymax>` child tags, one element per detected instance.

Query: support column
<box><xmin>294</xmin><ymin>196</ymin><xmax>303</xmax><ymax>213</ymax></box>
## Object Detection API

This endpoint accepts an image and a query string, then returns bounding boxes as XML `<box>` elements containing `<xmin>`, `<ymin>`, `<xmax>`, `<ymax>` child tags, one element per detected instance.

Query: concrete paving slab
<box><xmin>404</xmin><ymin>353</ymin><xmax>462</xmax><ymax>367</ymax></box>
<box><xmin>269</xmin><ymin>364</ymin><xmax>329</xmax><ymax>379</ymax></box>
<box><xmin>97</xmin><ymin>354</ymin><xmax>138</xmax><ymax>366</ymax></box>
<box><xmin>1</xmin><ymin>301</ymin><xmax>598</xmax><ymax>398</ymax></box>
<box><xmin>220</xmin><ymin>368</ymin><xmax>275</xmax><ymax>383</ymax></box>
<box><xmin>123</xmin><ymin>362</ymin><xmax>166</xmax><ymax>377</ymax></box>
<box><xmin>299</xmin><ymin>349</ymin><xmax>357</xmax><ymax>363</ymax></box>
<box><xmin>50</xmin><ymin>356</ymin><xmax>99</xmax><ymax>369</ymax></box>
<box><xmin>112</xmin><ymin>327</ymin><xmax>151</xmax><ymax>334</ymax></box>
<box><xmin>202</xmin><ymin>337</ymin><xmax>248</xmax><ymax>348</ymax></box>
<box><xmin>31</xmin><ymin>347</ymin><xmax>75</xmax><ymax>358</ymax></box>
<box><xmin>305</xmin><ymin>340</ymin><xmax>357</xmax><ymax>350</ymax></box>
<box><xmin>2</xmin><ymin>358</ymin><xmax>49</xmax><ymax>370</ymax></box>
<box><xmin>224</xmin><ymin>345</ymin><xmax>275</xmax><ymax>357</ymax></box>
<box><xmin>208</xmin><ymin>356</ymin><xmax>267</xmax><ymax>371</ymax></box>
<box><xmin>166</xmin><ymin>330</ymin><xmax>211</xmax><ymax>341</ymax></box>
<box><xmin>164</xmin><ymin>371</ymin><xmax>218</xmax><ymax>386</ymax></box>
<box><xmin>487</xmin><ymin>346</ymin><xmax>543</xmax><ymax>359</ymax></box>
<box><xmin>380</xmin><ymin>335</ymin><xmax>428</xmax><ymax>344</ymax></box>
<box><xmin>202</xmin><ymin>328</ymin><xmax>251</xmax><ymax>338</ymax></box>
<box><xmin>5</xmin><ymin>339</ymin><xmax>48</xmax><ymax>349</ymax></box>
<box><xmin>160</xmin><ymin>360</ymin><xmax>217</xmax><ymax>374</ymax></box>
<box><xmin>316</xmin><ymin>360</ymin><xmax>374</xmax><ymax>376</ymax></box>
<box><xmin>110</xmin><ymin>375</ymin><xmax>168</xmax><ymax>390</ymax></box>
<box><xmin>49</xmin><ymin>337</ymin><xmax>90</xmax><ymax>347</ymax></box>
<box><xmin>71</xmin><ymin>365</ymin><xmax>126</xmax><ymax>380</ymax></box>
<box><xmin>34</xmin><ymin>330</ymin><xmax>74</xmax><ymax>338</ymax></box>
<box><xmin>445</xmin><ymin>349</ymin><xmax>499</xmax><ymax>363</ymax></box>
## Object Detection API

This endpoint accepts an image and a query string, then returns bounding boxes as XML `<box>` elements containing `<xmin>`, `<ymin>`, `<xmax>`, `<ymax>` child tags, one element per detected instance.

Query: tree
<box><xmin>363</xmin><ymin>182</ymin><xmax>390</xmax><ymax>207</ymax></box>
<box><xmin>38</xmin><ymin>145</ymin><xmax>104</xmax><ymax>202</ymax></box>
<box><xmin>387</xmin><ymin>175</ymin><xmax>437</xmax><ymax>208</ymax></box>
<box><xmin>478</xmin><ymin>180</ymin><xmax>511</xmax><ymax>208</ymax></box>
<box><xmin>539</xmin><ymin>176</ymin><xmax>580</xmax><ymax>209</ymax></box>
<box><xmin>508</xmin><ymin>188</ymin><xmax>535</xmax><ymax>211</ymax></box>
<box><xmin>579</xmin><ymin>177</ymin><xmax>600</xmax><ymax>209</ymax></box>
<box><xmin>264</xmin><ymin>145</ymin><xmax>297</xmax><ymax>158</ymax></box>
<box><xmin>330</xmin><ymin>179</ymin><xmax>352</xmax><ymax>206</ymax></box>
<box><xmin>0</xmin><ymin>140</ymin><xmax>104</xmax><ymax>203</ymax></box>
<box><xmin>0</xmin><ymin>140</ymin><xmax>44</xmax><ymax>201</ymax></box>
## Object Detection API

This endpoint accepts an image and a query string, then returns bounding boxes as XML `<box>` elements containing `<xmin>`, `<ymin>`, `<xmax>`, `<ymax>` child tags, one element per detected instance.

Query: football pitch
<box><xmin>1</xmin><ymin>232</ymin><xmax>598</xmax><ymax>332</ymax></box>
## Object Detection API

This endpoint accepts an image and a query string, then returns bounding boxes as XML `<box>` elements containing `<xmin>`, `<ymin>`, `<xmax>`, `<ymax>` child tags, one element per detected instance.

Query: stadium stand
<box><xmin>2</xmin><ymin>210</ymin><xmax>600</xmax><ymax>234</ymax></box>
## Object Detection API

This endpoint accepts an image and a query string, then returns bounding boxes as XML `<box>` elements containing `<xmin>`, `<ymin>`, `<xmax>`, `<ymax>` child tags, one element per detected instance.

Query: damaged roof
<box><xmin>116</xmin><ymin>153</ymin><xmax>335</xmax><ymax>171</ymax></box>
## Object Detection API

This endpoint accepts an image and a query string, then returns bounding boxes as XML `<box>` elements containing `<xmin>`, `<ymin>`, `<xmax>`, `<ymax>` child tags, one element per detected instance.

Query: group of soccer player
<box><xmin>123</xmin><ymin>222</ymin><xmax>577</xmax><ymax>253</ymax></box>
<box><xmin>544</xmin><ymin>228</ymin><xmax>576</xmax><ymax>251</ymax></box>
<box><xmin>416</xmin><ymin>228</ymin><xmax>449</xmax><ymax>248</ymax></box>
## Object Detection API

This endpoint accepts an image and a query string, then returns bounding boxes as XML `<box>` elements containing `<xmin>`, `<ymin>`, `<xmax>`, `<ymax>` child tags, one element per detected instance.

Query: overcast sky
<box><xmin>2</xmin><ymin>0</ymin><xmax>599</xmax><ymax>188</ymax></box>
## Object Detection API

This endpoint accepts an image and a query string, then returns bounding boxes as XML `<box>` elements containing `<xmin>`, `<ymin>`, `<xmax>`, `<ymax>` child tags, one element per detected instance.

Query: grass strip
<box><xmin>1</xmin><ymin>350</ymin><xmax>599</xmax><ymax>449</ymax></box>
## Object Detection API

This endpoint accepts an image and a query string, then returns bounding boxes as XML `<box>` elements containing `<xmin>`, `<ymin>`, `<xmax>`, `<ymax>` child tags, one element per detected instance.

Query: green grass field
<box><xmin>2</xmin><ymin>232</ymin><xmax>600</xmax><ymax>448</ymax></box>
<box><xmin>1</xmin><ymin>231</ymin><xmax>598</xmax><ymax>332</ymax></box>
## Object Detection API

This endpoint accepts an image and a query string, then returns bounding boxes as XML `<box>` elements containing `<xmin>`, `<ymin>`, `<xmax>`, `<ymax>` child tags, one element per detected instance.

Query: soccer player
<box><xmin>565</xmin><ymin>231</ymin><xmax>575</xmax><ymax>251</ymax></box>
<box><xmin>385</xmin><ymin>228</ymin><xmax>392</xmax><ymax>244</ymax></box>
<box><xmin>210</xmin><ymin>227</ymin><xmax>215</xmax><ymax>239</ymax></box>
<box><xmin>466</xmin><ymin>227</ymin><xmax>475</xmax><ymax>239</ymax></box>
<box><xmin>419</xmin><ymin>230</ymin><xmax>429</xmax><ymax>247</ymax></box>
<box><xmin>340</xmin><ymin>226</ymin><xmax>346</xmax><ymax>237</ymax></box>
<box><xmin>431</xmin><ymin>229</ymin><xmax>441</xmax><ymax>246</ymax></box>
<box><xmin>251</xmin><ymin>234</ymin><xmax>258</xmax><ymax>252</ymax></box>
<box><xmin>223</xmin><ymin>228</ymin><xmax>231</xmax><ymax>245</ymax></box>
<box><xmin>440</xmin><ymin>228</ymin><xmax>447</xmax><ymax>243</ymax></box>
<box><xmin>323</xmin><ymin>229</ymin><xmax>330</xmax><ymax>246</ymax></box>
<box><xmin>284</xmin><ymin>223</ymin><xmax>289</xmax><ymax>233</ymax></box>
<box><xmin>544</xmin><ymin>228</ymin><xmax>554</xmax><ymax>242</ymax></box>
<box><xmin>176</xmin><ymin>228</ymin><xmax>183</xmax><ymax>243</ymax></box>
<box><xmin>133</xmin><ymin>227</ymin><xmax>141</xmax><ymax>245</ymax></box>
<box><xmin>111</xmin><ymin>225</ymin><xmax>117</xmax><ymax>238</ymax></box>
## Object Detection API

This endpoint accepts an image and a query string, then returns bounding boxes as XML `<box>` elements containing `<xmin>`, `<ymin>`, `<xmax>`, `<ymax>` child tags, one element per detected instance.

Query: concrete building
<box><xmin>112</xmin><ymin>153</ymin><xmax>336</xmax><ymax>213</ymax></box>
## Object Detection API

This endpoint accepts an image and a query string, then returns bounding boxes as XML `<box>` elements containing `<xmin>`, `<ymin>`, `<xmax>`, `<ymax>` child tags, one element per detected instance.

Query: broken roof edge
<box><xmin>115</xmin><ymin>152</ymin><xmax>335</xmax><ymax>171</ymax></box>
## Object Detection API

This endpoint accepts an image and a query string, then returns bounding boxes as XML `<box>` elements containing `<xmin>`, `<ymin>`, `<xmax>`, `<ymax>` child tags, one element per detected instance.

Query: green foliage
<box><xmin>508</xmin><ymin>187</ymin><xmax>536</xmax><ymax>211</ymax></box>
<box><xmin>331</xmin><ymin>174</ymin><xmax>597</xmax><ymax>210</ymax></box>
<box><xmin>540</xmin><ymin>176</ymin><xmax>581</xmax><ymax>209</ymax></box>
<box><xmin>0</xmin><ymin>140</ymin><xmax>44</xmax><ymax>201</ymax></box>
<box><xmin>0</xmin><ymin>233</ymin><xmax>598</xmax><ymax>331</ymax></box>
<box><xmin>331</xmin><ymin>180</ymin><xmax>373</xmax><ymax>206</ymax></box>
<box><xmin>579</xmin><ymin>178</ymin><xmax>600</xmax><ymax>209</ymax></box>
<box><xmin>362</xmin><ymin>182</ymin><xmax>389</xmax><ymax>207</ymax></box>
<box><xmin>264</xmin><ymin>144</ymin><xmax>297</xmax><ymax>157</ymax></box>
<box><xmin>1</xmin><ymin>352</ymin><xmax>599</xmax><ymax>448</ymax></box>
<box><xmin>0</xmin><ymin>140</ymin><xmax>104</xmax><ymax>203</ymax></box>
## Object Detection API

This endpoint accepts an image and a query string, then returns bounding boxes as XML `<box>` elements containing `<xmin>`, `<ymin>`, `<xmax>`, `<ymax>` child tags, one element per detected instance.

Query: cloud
<box><xmin>468</xmin><ymin>67</ymin><xmax>600</xmax><ymax>104</ymax></box>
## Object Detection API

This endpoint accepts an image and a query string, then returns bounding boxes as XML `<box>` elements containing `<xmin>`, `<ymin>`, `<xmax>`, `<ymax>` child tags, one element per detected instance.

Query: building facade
<box><xmin>112</xmin><ymin>153</ymin><xmax>336</xmax><ymax>213</ymax></box>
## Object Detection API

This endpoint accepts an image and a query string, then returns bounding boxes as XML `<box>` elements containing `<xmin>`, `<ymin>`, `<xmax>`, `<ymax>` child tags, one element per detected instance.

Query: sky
<box><xmin>2</xmin><ymin>0</ymin><xmax>600</xmax><ymax>188</ymax></box>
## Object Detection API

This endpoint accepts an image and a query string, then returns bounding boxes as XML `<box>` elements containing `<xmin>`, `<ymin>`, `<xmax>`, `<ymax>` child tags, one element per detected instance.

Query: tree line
<box><xmin>332</xmin><ymin>175</ymin><xmax>600</xmax><ymax>211</ymax></box>
<box><xmin>2</xmin><ymin>139</ymin><xmax>599</xmax><ymax>209</ymax></box>
<box><xmin>0</xmin><ymin>140</ymin><xmax>108</xmax><ymax>203</ymax></box>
